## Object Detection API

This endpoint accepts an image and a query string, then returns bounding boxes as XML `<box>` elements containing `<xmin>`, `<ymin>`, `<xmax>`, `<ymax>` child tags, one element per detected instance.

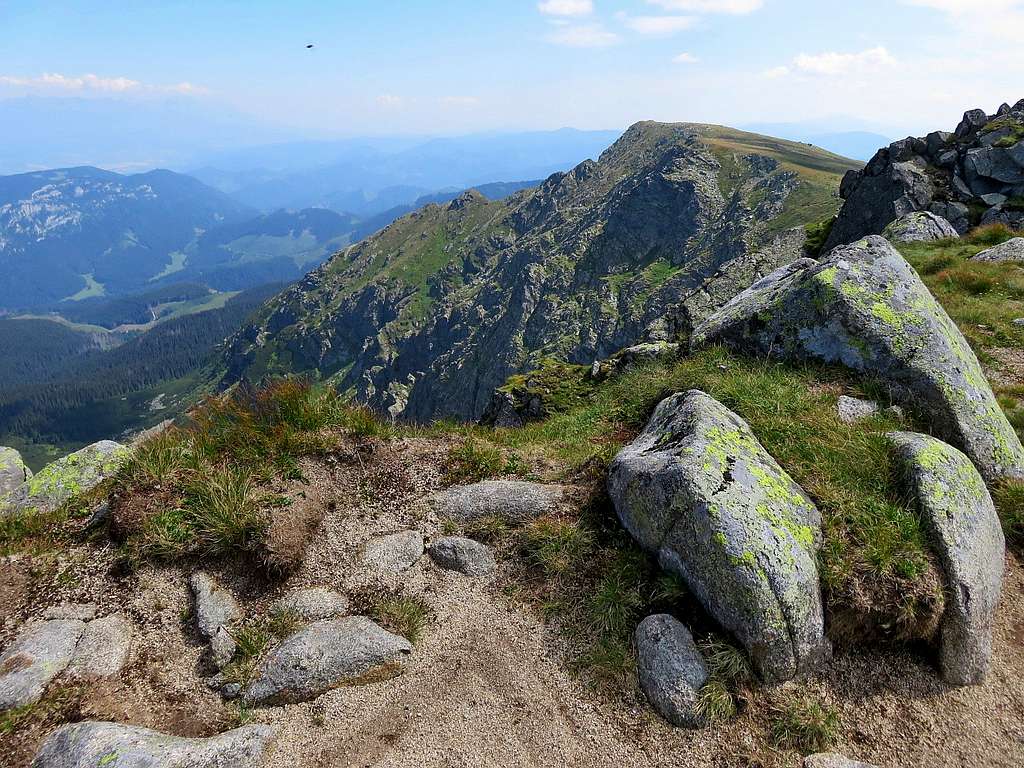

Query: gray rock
<box><xmin>63</xmin><ymin>614</ymin><xmax>132</xmax><ymax>680</ymax></box>
<box><xmin>608</xmin><ymin>390</ymin><xmax>828</xmax><ymax>683</ymax></box>
<box><xmin>242</xmin><ymin>616</ymin><xmax>412</xmax><ymax>706</ymax></box>
<box><xmin>271</xmin><ymin>588</ymin><xmax>350</xmax><ymax>621</ymax></box>
<box><xmin>693</xmin><ymin>236</ymin><xmax>1024</xmax><ymax>483</ymax></box>
<box><xmin>635</xmin><ymin>614</ymin><xmax>709</xmax><ymax>727</ymax></box>
<box><xmin>0</xmin><ymin>619</ymin><xmax>84</xmax><ymax>711</ymax></box>
<box><xmin>888</xmin><ymin>432</ymin><xmax>1005</xmax><ymax>685</ymax></box>
<box><xmin>0</xmin><ymin>446</ymin><xmax>30</xmax><ymax>504</ymax></box>
<box><xmin>882</xmin><ymin>211</ymin><xmax>959</xmax><ymax>243</ymax></box>
<box><xmin>955</xmin><ymin>108</ymin><xmax>989</xmax><ymax>139</ymax></box>
<box><xmin>428</xmin><ymin>536</ymin><xmax>496</xmax><ymax>576</ymax></box>
<box><xmin>210</xmin><ymin>627</ymin><xmax>237</xmax><ymax>670</ymax></box>
<box><xmin>221</xmin><ymin>682</ymin><xmax>242</xmax><ymax>700</ymax></box>
<box><xmin>804</xmin><ymin>755</ymin><xmax>878</xmax><ymax>768</ymax></box>
<box><xmin>972</xmin><ymin>237</ymin><xmax>1024</xmax><ymax>263</ymax></box>
<box><xmin>30</xmin><ymin>721</ymin><xmax>273</xmax><ymax>768</ymax></box>
<box><xmin>43</xmin><ymin>603</ymin><xmax>97</xmax><ymax>621</ymax></box>
<box><xmin>837</xmin><ymin>395</ymin><xmax>880</xmax><ymax>425</ymax></box>
<box><xmin>429</xmin><ymin>480</ymin><xmax>568</xmax><ymax>523</ymax></box>
<box><xmin>360</xmin><ymin>530</ymin><xmax>424</xmax><ymax>574</ymax></box>
<box><xmin>5</xmin><ymin>441</ymin><xmax>128</xmax><ymax>514</ymax></box>
<box><xmin>189</xmin><ymin>572</ymin><xmax>241</xmax><ymax>638</ymax></box>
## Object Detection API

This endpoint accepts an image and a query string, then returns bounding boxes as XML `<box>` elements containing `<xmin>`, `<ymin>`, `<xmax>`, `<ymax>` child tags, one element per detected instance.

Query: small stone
<box><xmin>63</xmin><ymin>614</ymin><xmax>132</xmax><ymax>680</ymax></box>
<box><xmin>31</xmin><ymin>721</ymin><xmax>273</xmax><ymax>768</ymax></box>
<box><xmin>210</xmin><ymin>626</ymin><xmax>237</xmax><ymax>670</ymax></box>
<box><xmin>242</xmin><ymin>617</ymin><xmax>412</xmax><ymax>706</ymax></box>
<box><xmin>361</xmin><ymin>530</ymin><xmax>424</xmax><ymax>574</ymax></box>
<box><xmin>1014</xmin><ymin>318</ymin><xmax>1024</xmax><ymax>327</ymax></box>
<box><xmin>271</xmin><ymin>588</ymin><xmax>350</xmax><ymax>621</ymax></box>
<box><xmin>429</xmin><ymin>480</ymin><xmax>568</xmax><ymax>523</ymax></box>
<box><xmin>635</xmin><ymin>614</ymin><xmax>709</xmax><ymax>727</ymax></box>
<box><xmin>428</xmin><ymin>536</ymin><xmax>496</xmax><ymax>576</ymax></box>
<box><xmin>0</xmin><ymin>619</ymin><xmax>85</xmax><ymax>711</ymax></box>
<box><xmin>190</xmin><ymin>572</ymin><xmax>242</xmax><ymax>638</ymax></box>
<box><xmin>804</xmin><ymin>754</ymin><xmax>879</xmax><ymax>768</ymax></box>
<box><xmin>43</xmin><ymin>603</ymin><xmax>97</xmax><ymax>621</ymax></box>
<box><xmin>221</xmin><ymin>682</ymin><xmax>242</xmax><ymax>700</ymax></box>
<box><xmin>837</xmin><ymin>395</ymin><xmax>880</xmax><ymax>425</ymax></box>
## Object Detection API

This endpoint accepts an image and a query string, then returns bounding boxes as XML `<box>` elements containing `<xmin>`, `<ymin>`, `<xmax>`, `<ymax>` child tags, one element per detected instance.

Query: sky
<box><xmin>1</xmin><ymin>0</ymin><xmax>1023</xmax><ymax>139</ymax></box>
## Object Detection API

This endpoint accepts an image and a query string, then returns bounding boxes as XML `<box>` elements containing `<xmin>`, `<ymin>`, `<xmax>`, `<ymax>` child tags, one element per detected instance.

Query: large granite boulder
<box><xmin>882</xmin><ymin>211</ymin><xmax>959</xmax><ymax>243</ymax></box>
<box><xmin>31</xmin><ymin>721</ymin><xmax>273</xmax><ymax>768</ymax></box>
<box><xmin>608</xmin><ymin>390</ymin><xmax>828</xmax><ymax>683</ymax></box>
<box><xmin>428</xmin><ymin>480</ymin><xmax>568</xmax><ymax>523</ymax></box>
<box><xmin>0</xmin><ymin>620</ymin><xmax>85</xmax><ymax>711</ymax></box>
<box><xmin>972</xmin><ymin>237</ymin><xmax>1024</xmax><ymax>262</ymax></box>
<box><xmin>242</xmin><ymin>616</ymin><xmax>412</xmax><ymax>706</ymax></box>
<box><xmin>693</xmin><ymin>236</ymin><xmax>1024</xmax><ymax>483</ymax></box>
<box><xmin>4</xmin><ymin>441</ymin><xmax>127</xmax><ymax>514</ymax></box>
<box><xmin>635</xmin><ymin>614</ymin><xmax>709</xmax><ymax>727</ymax></box>
<box><xmin>0</xmin><ymin>447</ymin><xmax>31</xmax><ymax>504</ymax></box>
<box><xmin>888</xmin><ymin>432</ymin><xmax>1005</xmax><ymax>685</ymax></box>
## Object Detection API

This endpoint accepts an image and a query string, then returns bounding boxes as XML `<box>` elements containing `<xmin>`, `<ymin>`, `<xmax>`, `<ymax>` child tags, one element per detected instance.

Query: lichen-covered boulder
<box><xmin>608</xmin><ymin>390</ymin><xmax>828</xmax><ymax>683</ymax></box>
<box><xmin>692</xmin><ymin>235</ymin><xmax>1024</xmax><ymax>483</ymax></box>
<box><xmin>882</xmin><ymin>211</ymin><xmax>958</xmax><ymax>243</ymax></box>
<box><xmin>972</xmin><ymin>237</ymin><xmax>1024</xmax><ymax>262</ymax></box>
<box><xmin>635</xmin><ymin>614</ymin><xmax>709</xmax><ymax>727</ymax></box>
<box><xmin>0</xmin><ymin>619</ymin><xmax>85</xmax><ymax>711</ymax></box>
<box><xmin>428</xmin><ymin>480</ymin><xmax>568</xmax><ymax>523</ymax></box>
<box><xmin>5</xmin><ymin>441</ymin><xmax>128</xmax><ymax>514</ymax></box>
<box><xmin>31</xmin><ymin>721</ymin><xmax>273</xmax><ymax>768</ymax></box>
<box><xmin>888</xmin><ymin>432</ymin><xmax>1005</xmax><ymax>685</ymax></box>
<box><xmin>0</xmin><ymin>447</ymin><xmax>31</xmax><ymax>504</ymax></box>
<box><xmin>242</xmin><ymin>616</ymin><xmax>412</xmax><ymax>706</ymax></box>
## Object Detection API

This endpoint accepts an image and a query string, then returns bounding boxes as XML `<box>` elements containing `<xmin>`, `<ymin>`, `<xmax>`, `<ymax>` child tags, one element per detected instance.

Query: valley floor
<box><xmin>3</xmin><ymin>434</ymin><xmax>1023</xmax><ymax>768</ymax></box>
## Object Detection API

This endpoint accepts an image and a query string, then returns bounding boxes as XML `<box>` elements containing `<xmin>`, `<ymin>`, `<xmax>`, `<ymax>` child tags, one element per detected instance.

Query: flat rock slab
<box><xmin>429</xmin><ymin>480</ymin><xmax>567</xmax><ymax>523</ymax></box>
<box><xmin>972</xmin><ymin>237</ymin><xmax>1024</xmax><ymax>262</ymax></box>
<box><xmin>243</xmin><ymin>616</ymin><xmax>411</xmax><ymax>706</ymax></box>
<box><xmin>888</xmin><ymin>432</ymin><xmax>1005</xmax><ymax>685</ymax></box>
<box><xmin>0</xmin><ymin>619</ymin><xmax>84</xmax><ymax>711</ymax></box>
<box><xmin>428</xmin><ymin>536</ymin><xmax>496</xmax><ymax>576</ymax></box>
<box><xmin>635</xmin><ymin>614</ymin><xmax>709</xmax><ymax>727</ymax></box>
<box><xmin>693</xmin><ymin>235</ymin><xmax>1024</xmax><ymax>483</ymax></box>
<box><xmin>608</xmin><ymin>390</ymin><xmax>828</xmax><ymax>683</ymax></box>
<box><xmin>63</xmin><ymin>614</ymin><xmax>132</xmax><ymax>680</ymax></box>
<box><xmin>31</xmin><ymin>721</ymin><xmax>273</xmax><ymax>768</ymax></box>
<box><xmin>272</xmin><ymin>588</ymin><xmax>350</xmax><ymax>621</ymax></box>
<box><xmin>804</xmin><ymin>754</ymin><xmax>879</xmax><ymax>768</ymax></box>
<box><xmin>882</xmin><ymin>211</ymin><xmax>958</xmax><ymax>243</ymax></box>
<box><xmin>190</xmin><ymin>572</ymin><xmax>242</xmax><ymax>638</ymax></box>
<box><xmin>361</xmin><ymin>530</ymin><xmax>424</xmax><ymax>574</ymax></box>
<box><xmin>6</xmin><ymin>440</ymin><xmax>127</xmax><ymax>514</ymax></box>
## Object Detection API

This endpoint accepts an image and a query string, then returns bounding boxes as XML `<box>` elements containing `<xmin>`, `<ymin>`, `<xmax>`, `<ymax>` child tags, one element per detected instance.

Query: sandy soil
<box><xmin>2</xmin><ymin>436</ymin><xmax>1023</xmax><ymax>768</ymax></box>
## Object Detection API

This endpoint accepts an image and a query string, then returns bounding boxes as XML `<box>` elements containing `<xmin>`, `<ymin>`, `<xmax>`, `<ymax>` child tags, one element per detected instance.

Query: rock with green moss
<box><xmin>0</xmin><ymin>446</ymin><xmax>31</xmax><ymax>504</ymax></box>
<box><xmin>693</xmin><ymin>235</ymin><xmax>1024</xmax><ymax>483</ymax></box>
<box><xmin>882</xmin><ymin>211</ymin><xmax>958</xmax><ymax>243</ymax></box>
<box><xmin>887</xmin><ymin>432</ymin><xmax>1004</xmax><ymax>686</ymax></box>
<box><xmin>31</xmin><ymin>721</ymin><xmax>273</xmax><ymax>768</ymax></box>
<box><xmin>608</xmin><ymin>390</ymin><xmax>828</xmax><ymax>683</ymax></box>
<box><xmin>5</xmin><ymin>440</ymin><xmax>127</xmax><ymax>515</ymax></box>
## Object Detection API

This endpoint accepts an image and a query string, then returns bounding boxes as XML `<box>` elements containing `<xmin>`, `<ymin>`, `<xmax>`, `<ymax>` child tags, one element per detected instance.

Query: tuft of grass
<box><xmin>693</xmin><ymin>638</ymin><xmax>753</xmax><ymax>725</ymax></box>
<box><xmin>519</xmin><ymin>517</ymin><xmax>595</xmax><ymax>576</ymax></box>
<box><xmin>993</xmin><ymin>478</ymin><xmax>1024</xmax><ymax>547</ymax></box>
<box><xmin>804</xmin><ymin>216</ymin><xmax>836</xmax><ymax>257</ymax></box>
<box><xmin>371</xmin><ymin>595</ymin><xmax>431</xmax><ymax>643</ymax></box>
<box><xmin>266</xmin><ymin>608</ymin><xmax>304</xmax><ymax>639</ymax></box>
<box><xmin>694</xmin><ymin>678</ymin><xmax>737</xmax><ymax>724</ymax></box>
<box><xmin>445</xmin><ymin>438</ymin><xmax>529</xmax><ymax>483</ymax></box>
<box><xmin>769</xmin><ymin>696</ymin><xmax>842</xmax><ymax>754</ymax></box>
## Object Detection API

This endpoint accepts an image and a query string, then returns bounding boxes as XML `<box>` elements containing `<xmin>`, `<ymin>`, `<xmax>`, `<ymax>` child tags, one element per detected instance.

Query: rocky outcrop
<box><xmin>635</xmin><ymin>614</ymin><xmax>709</xmax><ymax>727</ymax></box>
<box><xmin>428</xmin><ymin>536</ymin><xmax>496</xmax><ymax>576</ymax></box>
<box><xmin>242</xmin><ymin>617</ymin><xmax>412</xmax><ymax>706</ymax></box>
<box><xmin>0</xmin><ymin>620</ymin><xmax>84</xmax><ymax>711</ymax></box>
<box><xmin>31</xmin><ymin>721</ymin><xmax>273</xmax><ymax>768</ymax></box>
<box><xmin>271</xmin><ymin>588</ymin><xmax>350</xmax><ymax>622</ymax></box>
<box><xmin>888</xmin><ymin>432</ymin><xmax>1004</xmax><ymax>685</ymax></box>
<box><xmin>972</xmin><ymin>237</ymin><xmax>1024</xmax><ymax>262</ymax></box>
<box><xmin>825</xmin><ymin>100</ymin><xmax>1024</xmax><ymax>250</ymax></box>
<box><xmin>361</xmin><ymin>531</ymin><xmax>424</xmax><ymax>574</ymax></box>
<box><xmin>0</xmin><ymin>447</ymin><xmax>30</xmax><ymax>502</ymax></box>
<box><xmin>429</xmin><ymin>480</ymin><xmax>569</xmax><ymax>523</ymax></box>
<box><xmin>693</xmin><ymin>235</ymin><xmax>1024</xmax><ymax>483</ymax></box>
<box><xmin>608</xmin><ymin>390</ymin><xmax>828</xmax><ymax>683</ymax></box>
<box><xmin>2</xmin><ymin>440</ymin><xmax>127</xmax><ymax>515</ymax></box>
<box><xmin>882</xmin><ymin>211</ymin><xmax>959</xmax><ymax>243</ymax></box>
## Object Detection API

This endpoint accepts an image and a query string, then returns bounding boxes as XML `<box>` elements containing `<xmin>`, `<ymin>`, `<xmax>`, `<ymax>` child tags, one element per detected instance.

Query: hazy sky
<box><xmin>2</xmin><ymin>0</ymin><xmax>1023</xmax><ymax>138</ymax></box>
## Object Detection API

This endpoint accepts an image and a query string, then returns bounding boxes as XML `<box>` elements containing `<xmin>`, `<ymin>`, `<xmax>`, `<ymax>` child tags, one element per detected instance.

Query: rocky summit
<box><xmin>220</xmin><ymin>122</ymin><xmax>857</xmax><ymax>422</ymax></box>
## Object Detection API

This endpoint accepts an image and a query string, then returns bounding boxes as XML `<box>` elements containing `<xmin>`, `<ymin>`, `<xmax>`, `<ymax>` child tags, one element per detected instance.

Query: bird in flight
<box><xmin>306</xmin><ymin>43</ymin><xmax>314</xmax><ymax>49</ymax></box>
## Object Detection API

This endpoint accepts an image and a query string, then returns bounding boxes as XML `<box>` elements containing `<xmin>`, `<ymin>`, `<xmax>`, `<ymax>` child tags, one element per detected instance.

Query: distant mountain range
<box><xmin>740</xmin><ymin>122</ymin><xmax>892</xmax><ymax>161</ymax></box>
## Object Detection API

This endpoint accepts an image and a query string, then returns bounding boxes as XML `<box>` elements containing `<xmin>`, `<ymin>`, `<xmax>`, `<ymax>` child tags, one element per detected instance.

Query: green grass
<box><xmin>371</xmin><ymin>595</ymin><xmax>431</xmax><ymax>643</ymax></box>
<box><xmin>769</xmin><ymin>696</ymin><xmax>842</xmax><ymax>754</ymax></box>
<box><xmin>805</xmin><ymin>217</ymin><xmax>836</xmax><ymax>257</ymax></box>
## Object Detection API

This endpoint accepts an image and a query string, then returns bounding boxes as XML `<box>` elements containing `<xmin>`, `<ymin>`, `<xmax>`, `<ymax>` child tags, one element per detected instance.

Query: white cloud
<box><xmin>672</xmin><ymin>52</ymin><xmax>699</xmax><ymax>64</ymax></box>
<box><xmin>791</xmin><ymin>46</ymin><xmax>897</xmax><ymax>76</ymax></box>
<box><xmin>647</xmin><ymin>0</ymin><xmax>763</xmax><ymax>14</ymax></box>
<box><xmin>376</xmin><ymin>94</ymin><xmax>402</xmax><ymax>107</ymax></box>
<box><xmin>623</xmin><ymin>15</ymin><xmax>696</xmax><ymax>35</ymax></box>
<box><xmin>902</xmin><ymin>0</ymin><xmax>1022</xmax><ymax>11</ymax></box>
<box><xmin>440</xmin><ymin>95</ymin><xmax>480</xmax><ymax>107</ymax></box>
<box><xmin>0</xmin><ymin>72</ymin><xmax>209</xmax><ymax>95</ymax></box>
<box><xmin>538</xmin><ymin>0</ymin><xmax>593</xmax><ymax>16</ymax></box>
<box><xmin>547</xmin><ymin>23</ymin><xmax>620</xmax><ymax>47</ymax></box>
<box><xmin>760</xmin><ymin>65</ymin><xmax>790</xmax><ymax>79</ymax></box>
